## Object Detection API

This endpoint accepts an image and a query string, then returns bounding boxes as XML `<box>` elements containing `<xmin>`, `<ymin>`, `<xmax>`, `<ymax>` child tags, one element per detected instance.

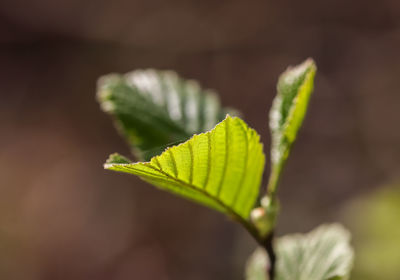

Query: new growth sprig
<box><xmin>98</xmin><ymin>59</ymin><xmax>354</xmax><ymax>280</ymax></box>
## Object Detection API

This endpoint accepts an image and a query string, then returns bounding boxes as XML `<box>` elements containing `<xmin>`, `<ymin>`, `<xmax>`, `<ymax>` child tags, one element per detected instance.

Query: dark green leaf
<box><xmin>97</xmin><ymin>70</ymin><xmax>237</xmax><ymax>160</ymax></box>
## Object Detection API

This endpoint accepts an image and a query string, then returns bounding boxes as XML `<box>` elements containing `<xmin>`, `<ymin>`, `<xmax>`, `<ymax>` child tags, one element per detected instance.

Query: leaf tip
<box><xmin>303</xmin><ymin>57</ymin><xmax>317</xmax><ymax>69</ymax></box>
<box><xmin>104</xmin><ymin>153</ymin><xmax>132</xmax><ymax>169</ymax></box>
<box><xmin>296</xmin><ymin>58</ymin><xmax>317</xmax><ymax>73</ymax></box>
<box><xmin>224</xmin><ymin>113</ymin><xmax>232</xmax><ymax>119</ymax></box>
<box><xmin>281</xmin><ymin>58</ymin><xmax>316</xmax><ymax>82</ymax></box>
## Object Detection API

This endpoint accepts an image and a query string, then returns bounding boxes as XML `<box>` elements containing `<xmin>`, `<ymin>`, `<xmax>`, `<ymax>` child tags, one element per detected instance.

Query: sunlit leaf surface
<box><xmin>105</xmin><ymin>116</ymin><xmax>265</xmax><ymax>225</ymax></box>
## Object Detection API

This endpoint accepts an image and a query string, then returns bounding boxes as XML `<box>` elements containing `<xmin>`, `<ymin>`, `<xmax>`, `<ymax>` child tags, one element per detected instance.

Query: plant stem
<box><xmin>264</xmin><ymin>153</ymin><xmax>288</xmax><ymax>279</ymax></box>
<box><xmin>267</xmin><ymin>159</ymin><xmax>285</xmax><ymax>200</ymax></box>
<box><xmin>264</xmin><ymin>231</ymin><xmax>276</xmax><ymax>280</ymax></box>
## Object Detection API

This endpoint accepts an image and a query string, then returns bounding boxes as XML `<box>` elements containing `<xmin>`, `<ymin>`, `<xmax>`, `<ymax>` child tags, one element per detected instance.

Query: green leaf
<box><xmin>245</xmin><ymin>224</ymin><xmax>353</xmax><ymax>280</ymax></box>
<box><xmin>97</xmin><ymin>69</ymin><xmax>237</xmax><ymax>160</ymax></box>
<box><xmin>105</xmin><ymin>116</ymin><xmax>265</xmax><ymax>233</ymax></box>
<box><xmin>268</xmin><ymin>59</ymin><xmax>316</xmax><ymax>196</ymax></box>
<box><xmin>276</xmin><ymin>224</ymin><xmax>354</xmax><ymax>280</ymax></box>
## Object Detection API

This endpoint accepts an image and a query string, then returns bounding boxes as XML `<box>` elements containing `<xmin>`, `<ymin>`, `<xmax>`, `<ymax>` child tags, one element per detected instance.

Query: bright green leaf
<box><xmin>245</xmin><ymin>224</ymin><xmax>353</xmax><ymax>280</ymax></box>
<box><xmin>268</xmin><ymin>59</ymin><xmax>316</xmax><ymax>196</ymax></box>
<box><xmin>105</xmin><ymin>116</ymin><xmax>265</xmax><ymax>232</ymax></box>
<box><xmin>97</xmin><ymin>69</ymin><xmax>237</xmax><ymax>160</ymax></box>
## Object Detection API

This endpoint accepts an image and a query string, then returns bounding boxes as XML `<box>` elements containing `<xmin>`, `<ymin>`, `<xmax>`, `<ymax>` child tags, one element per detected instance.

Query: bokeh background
<box><xmin>1</xmin><ymin>1</ymin><xmax>400</xmax><ymax>279</ymax></box>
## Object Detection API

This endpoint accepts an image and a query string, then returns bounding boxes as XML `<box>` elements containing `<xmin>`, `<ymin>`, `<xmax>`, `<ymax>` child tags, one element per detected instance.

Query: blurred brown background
<box><xmin>1</xmin><ymin>0</ymin><xmax>400</xmax><ymax>279</ymax></box>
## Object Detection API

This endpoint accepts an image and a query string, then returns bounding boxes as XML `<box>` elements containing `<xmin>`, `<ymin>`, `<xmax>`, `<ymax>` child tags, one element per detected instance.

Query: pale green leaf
<box><xmin>276</xmin><ymin>224</ymin><xmax>354</xmax><ymax>280</ymax></box>
<box><xmin>245</xmin><ymin>224</ymin><xmax>353</xmax><ymax>280</ymax></box>
<box><xmin>269</xmin><ymin>58</ymin><xmax>316</xmax><ymax>164</ymax></box>
<box><xmin>97</xmin><ymin>69</ymin><xmax>237</xmax><ymax>160</ymax></box>
<box><xmin>105</xmin><ymin>116</ymin><xmax>265</xmax><ymax>228</ymax></box>
<box><xmin>268</xmin><ymin>59</ymin><xmax>316</xmax><ymax>195</ymax></box>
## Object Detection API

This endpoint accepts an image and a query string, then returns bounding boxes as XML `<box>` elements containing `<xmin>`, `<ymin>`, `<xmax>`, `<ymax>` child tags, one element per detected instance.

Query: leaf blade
<box><xmin>275</xmin><ymin>224</ymin><xmax>354</xmax><ymax>280</ymax></box>
<box><xmin>245</xmin><ymin>224</ymin><xmax>354</xmax><ymax>280</ymax></box>
<box><xmin>105</xmin><ymin>116</ymin><xmax>265</xmax><ymax>223</ymax></box>
<box><xmin>268</xmin><ymin>59</ymin><xmax>316</xmax><ymax>196</ymax></box>
<box><xmin>97</xmin><ymin>70</ymin><xmax>237</xmax><ymax>160</ymax></box>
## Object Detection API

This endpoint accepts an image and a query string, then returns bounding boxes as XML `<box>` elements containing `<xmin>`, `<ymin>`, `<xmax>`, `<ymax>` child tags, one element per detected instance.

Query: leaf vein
<box><xmin>188</xmin><ymin>141</ymin><xmax>194</xmax><ymax>184</ymax></box>
<box><xmin>203</xmin><ymin>133</ymin><xmax>212</xmax><ymax>189</ymax></box>
<box><xmin>216</xmin><ymin>117</ymin><xmax>230</xmax><ymax>197</ymax></box>
<box><xmin>168</xmin><ymin>149</ymin><xmax>178</xmax><ymax>178</ymax></box>
<box><xmin>232</xmin><ymin>121</ymin><xmax>249</xmax><ymax>208</ymax></box>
